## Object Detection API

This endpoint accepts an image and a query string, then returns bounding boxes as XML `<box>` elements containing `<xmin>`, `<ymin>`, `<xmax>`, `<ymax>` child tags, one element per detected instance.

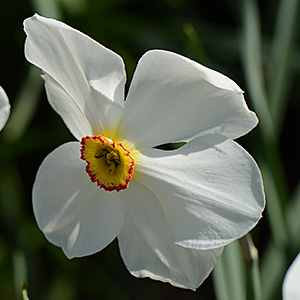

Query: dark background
<box><xmin>0</xmin><ymin>0</ymin><xmax>299</xmax><ymax>299</ymax></box>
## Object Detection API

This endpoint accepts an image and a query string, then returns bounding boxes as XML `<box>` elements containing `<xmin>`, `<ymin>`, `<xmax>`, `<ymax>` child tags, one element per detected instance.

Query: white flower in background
<box><xmin>283</xmin><ymin>252</ymin><xmax>300</xmax><ymax>300</ymax></box>
<box><xmin>24</xmin><ymin>14</ymin><xmax>265</xmax><ymax>290</ymax></box>
<box><xmin>0</xmin><ymin>86</ymin><xmax>10</xmax><ymax>131</ymax></box>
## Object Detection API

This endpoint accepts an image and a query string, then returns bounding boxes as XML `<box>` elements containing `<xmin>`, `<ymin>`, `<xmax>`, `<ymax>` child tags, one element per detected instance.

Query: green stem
<box><xmin>240</xmin><ymin>235</ymin><xmax>262</xmax><ymax>300</ymax></box>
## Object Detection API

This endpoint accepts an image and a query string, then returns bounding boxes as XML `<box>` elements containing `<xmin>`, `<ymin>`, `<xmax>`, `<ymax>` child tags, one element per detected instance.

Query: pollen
<box><xmin>80</xmin><ymin>136</ymin><xmax>134</xmax><ymax>191</ymax></box>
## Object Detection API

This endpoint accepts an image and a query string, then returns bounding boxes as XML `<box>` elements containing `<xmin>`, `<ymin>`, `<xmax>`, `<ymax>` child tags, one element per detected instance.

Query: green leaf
<box><xmin>213</xmin><ymin>241</ymin><xmax>246</xmax><ymax>300</ymax></box>
<box><xmin>183</xmin><ymin>23</ymin><xmax>209</xmax><ymax>64</ymax></box>
<box><xmin>268</xmin><ymin>0</ymin><xmax>300</xmax><ymax>134</ymax></box>
<box><xmin>3</xmin><ymin>67</ymin><xmax>42</xmax><ymax>143</ymax></box>
<box><xmin>261</xmin><ymin>243</ymin><xmax>287</xmax><ymax>300</ymax></box>
<box><xmin>240</xmin><ymin>0</ymin><xmax>276</xmax><ymax>142</ymax></box>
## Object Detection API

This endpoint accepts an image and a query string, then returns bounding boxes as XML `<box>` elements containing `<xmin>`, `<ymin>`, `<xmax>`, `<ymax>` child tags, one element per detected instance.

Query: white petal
<box><xmin>119</xmin><ymin>50</ymin><xmax>257</xmax><ymax>148</ymax></box>
<box><xmin>118</xmin><ymin>180</ymin><xmax>223</xmax><ymax>290</ymax></box>
<box><xmin>24</xmin><ymin>14</ymin><xmax>125</xmax><ymax>134</ymax></box>
<box><xmin>283</xmin><ymin>252</ymin><xmax>300</xmax><ymax>300</ymax></box>
<box><xmin>0</xmin><ymin>86</ymin><xmax>10</xmax><ymax>131</ymax></box>
<box><xmin>135</xmin><ymin>134</ymin><xmax>265</xmax><ymax>249</ymax></box>
<box><xmin>33</xmin><ymin>142</ymin><xmax>125</xmax><ymax>258</ymax></box>
<box><xmin>43</xmin><ymin>74</ymin><xmax>93</xmax><ymax>139</ymax></box>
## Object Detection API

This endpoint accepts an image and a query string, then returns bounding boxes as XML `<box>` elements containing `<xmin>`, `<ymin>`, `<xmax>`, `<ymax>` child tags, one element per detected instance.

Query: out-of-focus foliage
<box><xmin>0</xmin><ymin>0</ymin><xmax>299</xmax><ymax>299</ymax></box>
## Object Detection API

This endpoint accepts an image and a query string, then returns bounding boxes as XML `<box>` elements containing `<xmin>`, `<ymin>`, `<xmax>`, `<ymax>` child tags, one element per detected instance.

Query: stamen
<box><xmin>94</xmin><ymin>151</ymin><xmax>107</xmax><ymax>159</ymax></box>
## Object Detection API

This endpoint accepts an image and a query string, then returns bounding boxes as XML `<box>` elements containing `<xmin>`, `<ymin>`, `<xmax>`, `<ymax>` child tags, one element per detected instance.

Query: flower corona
<box><xmin>80</xmin><ymin>136</ymin><xmax>134</xmax><ymax>191</ymax></box>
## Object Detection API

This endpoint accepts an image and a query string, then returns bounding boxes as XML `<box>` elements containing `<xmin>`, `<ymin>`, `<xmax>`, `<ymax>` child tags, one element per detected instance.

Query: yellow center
<box><xmin>80</xmin><ymin>136</ymin><xmax>134</xmax><ymax>191</ymax></box>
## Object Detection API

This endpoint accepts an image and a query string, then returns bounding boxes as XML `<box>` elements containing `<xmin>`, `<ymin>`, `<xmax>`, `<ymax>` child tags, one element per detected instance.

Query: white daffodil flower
<box><xmin>24</xmin><ymin>14</ymin><xmax>265</xmax><ymax>290</ymax></box>
<box><xmin>0</xmin><ymin>86</ymin><xmax>10</xmax><ymax>131</ymax></box>
<box><xmin>283</xmin><ymin>252</ymin><xmax>300</xmax><ymax>300</ymax></box>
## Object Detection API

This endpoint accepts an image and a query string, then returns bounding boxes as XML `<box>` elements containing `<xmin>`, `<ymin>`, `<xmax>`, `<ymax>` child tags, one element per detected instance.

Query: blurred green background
<box><xmin>0</xmin><ymin>0</ymin><xmax>299</xmax><ymax>299</ymax></box>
